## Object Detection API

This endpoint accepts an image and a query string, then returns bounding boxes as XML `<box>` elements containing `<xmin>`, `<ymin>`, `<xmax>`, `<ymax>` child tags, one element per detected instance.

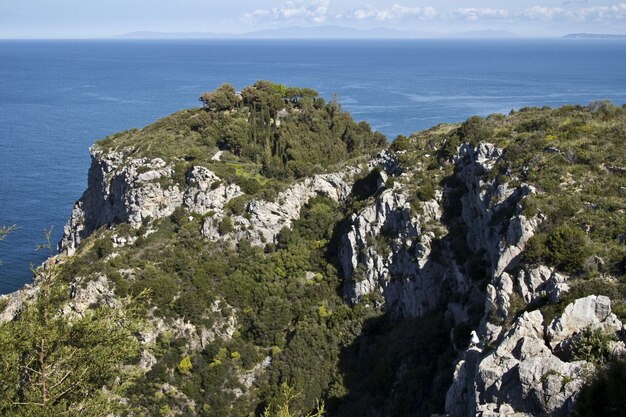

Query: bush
<box><xmin>574</xmin><ymin>357</ymin><xmax>626</xmax><ymax>417</ymax></box>
<box><xmin>523</xmin><ymin>225</ymin><xmax>593</xmax><ymax>273</ymax></box>
<box><xmin>417</xmin><ymin>182</ymin><xmax>436</xmax><ymax>201</ymax></box>
<box><xmin>457</xmin><ymin>115</ymin><xmax>488</xmax><ymax>144</ymax></box>
<box><xmin>218</xmin><ymin>216</ymin><xmax>234</xmax><ymax>235</ymax></box>
<box><xmin>571</xmin><ymin>326</ymin><xmax>616</xmax><ymax>365</ymax></box>
<box><xmin>177</xmin><ymin>355</ymin><xmax>193</xmax><ymax>374</ymax></box>
<box><xmin>391</xmin><ymin>135</ymin><xmax>411</xmax><ymax>152</ymax></box>
<box><xmin>94</xmin><ymin>238</ymin><xmax>114</xmax><ymax>259</ymax></box>
<box><xmin>545</xmin><ymin>224</ymin><xmax>592</xmax><ymax>273</ymax></box>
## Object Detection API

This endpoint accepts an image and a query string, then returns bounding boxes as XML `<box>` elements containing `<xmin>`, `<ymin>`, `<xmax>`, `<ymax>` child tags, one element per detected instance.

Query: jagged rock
<box><xmin>339</xmin><ymin>184</ymin><xmax>448</xmax><ymax>316</ymax></box>
<box><xmin>464</xmin><ymin>311</ymin><xmax>587</xmax><ymax>417</ymax></box>
<box><xmin>60</xmin><ymin>274</ymin><xmax>119</xmax><ymax>318</ymax></box>
<box><xmin>111</xmin><ymin>234</ymin><xmax>137</xmax><ymax>247</ymax></box>
<box><xmin>201</xmin><ymin>170</ymin><xmax>355</xmax><ymax>245</ymax></box>
<box><xmin>0</xmin><ymin>284</ymin><xmax>39</xmax><ymax>323</ymax></box>
<box><xmin>518</xmin><ymin>266</ymin><xmax>569</xmax><ymax>304</ymax></box>
<box><xmin>184</xmin><ymin>166</ymin><xmax>243</xmax><ymax>214</ymax></box>
<box><xmin>454</xmin><ymin>143</ymin><xmax>539</xmax><ymax>279</ymax></box>
<box><xmin>60</xmin><ymin>149</ymin><xmax>184</xmax><ymax>254</ymax></box>
<box><xmin>548</xmin><ymin>295</ymin><xmax>624</xmax><ymax>349</ymax></box>
<box><xmin>445</xmin><ymin>347</ymin><xmax>482</xmax><ymax>417</ymax></box>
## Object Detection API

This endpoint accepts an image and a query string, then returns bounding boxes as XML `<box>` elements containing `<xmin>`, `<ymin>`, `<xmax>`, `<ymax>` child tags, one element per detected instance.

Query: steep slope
<box><xmin>1</xmin><ymin>91</ymin><xmax>626</xmax><ymax>416</ymax></box>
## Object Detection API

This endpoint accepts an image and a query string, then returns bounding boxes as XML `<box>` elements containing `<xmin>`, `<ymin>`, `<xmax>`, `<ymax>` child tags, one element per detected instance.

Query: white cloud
<box><xmin>574</xmin><ymin>2</ymin><xmax>626</xmax><ymax>21</ymax></box>
<box><xmin>244</xmin><ymin>0</ymin><xmax>330</xmax><ymax>24</ymax></box>
<box><xmin>242</xmin><ymin>1</ymin><xmax>626</xmax><ymax>28</ymax></box>
<box><xmin>349</xmin><ymin>4</ymin><xmax>438</xmax><ymax>21</ymax></box>
<box><xmin>523</xmin><ymin>6</ymin><xmax>567</xmax><ymax>20</ymax></box>
<box><xmin>456</xmin><ymin>8</ymin><xmax>509</xmax><ymax>21</ymax></box>
<box><xmin>524</xmin><ymin>2</ymin><xmax>626</xmax><ymax>21</ymax></box>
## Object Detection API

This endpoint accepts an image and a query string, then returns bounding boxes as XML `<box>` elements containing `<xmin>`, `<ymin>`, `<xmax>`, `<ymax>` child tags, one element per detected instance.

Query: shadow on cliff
<box><xmin>323</xmin><ymin>160</ymin><xmax>493</xmax><ymax>417</ymax></box>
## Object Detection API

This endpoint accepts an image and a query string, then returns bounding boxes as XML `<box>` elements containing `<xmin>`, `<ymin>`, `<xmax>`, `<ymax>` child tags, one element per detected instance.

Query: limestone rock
<box><xmin>518</xmin><ymin>266</ymin><xmax>569</xmax><ymax>304</ymax></box>
<box><xmin>60</xmin><ymin>148</ymin><xmax>184</xmax><ymax>254</ymax></box>
<box><xmin>201</xmin><ymin>170</ymin><xmax>355</xmax><ymax>245</ymax></box>
<box><xmin>548</xmin><ymin>295</ymin><xmax>624</xmax><ymax>349</ymax></box>
<box><xmin>60</xmin><ymin>274</ymin><xmax>119</xmax><ymax>318</ymax></box>
<box><xmin>469</xmin><ymin>311</ymin><xmax>586</xmax><ymax>417</ymax></box>
<box><xmin>0</xmin><ymin>284</ymin><xmax>39</xmax><ymax>323</ymax></box>
<box><xmin>184</xmin><ymin>166</ymin><xmax>243</xmax><ymax>214</ymax></box>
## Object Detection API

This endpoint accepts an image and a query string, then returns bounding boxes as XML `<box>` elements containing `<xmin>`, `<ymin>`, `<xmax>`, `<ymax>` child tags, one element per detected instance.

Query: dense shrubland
<box><xmin>1</xmin><ymin>95</ymin><xmax>626</xmax><ymax>416</ymax></box>
<box><xmin>98</xmin><ymin>81</ymin><xmax>385</xmax><ymax>186</ymax></box>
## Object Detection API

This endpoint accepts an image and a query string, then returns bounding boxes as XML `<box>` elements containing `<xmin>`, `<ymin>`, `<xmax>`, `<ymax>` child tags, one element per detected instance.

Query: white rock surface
<box><xmin>60</xmin><ymin>149</ymin><xmax>184</xmax><ymax>254</ymax></box>
<box><xmin>448</xmin><ymin>311</ymin><xmax>587</xmax><ymax>417</ymax></box>
<box><xmin>548</xmin><ymin>295</ymin><xmax>624</xmax><ymax>349</ymax></box>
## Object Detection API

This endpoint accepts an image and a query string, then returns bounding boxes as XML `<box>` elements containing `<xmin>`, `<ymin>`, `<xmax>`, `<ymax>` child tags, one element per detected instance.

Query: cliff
<box><xmin>2</xmin><ymin>90</ymin><xmax>626</xmax><ymax>416</ymax></box>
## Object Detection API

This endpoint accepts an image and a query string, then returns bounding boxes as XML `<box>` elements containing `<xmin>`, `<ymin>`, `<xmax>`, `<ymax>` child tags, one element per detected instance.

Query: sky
<box><xmin>1</xmin><ymin>0</ymin><xmax>625</xmax><ymax>38</ymax></box>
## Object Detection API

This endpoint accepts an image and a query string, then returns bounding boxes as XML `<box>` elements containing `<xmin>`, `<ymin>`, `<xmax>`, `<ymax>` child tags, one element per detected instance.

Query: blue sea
<box><xmin>1</xmin><ymin>39</ymin><xmax>626</xmax><ymax>294</ymax></box>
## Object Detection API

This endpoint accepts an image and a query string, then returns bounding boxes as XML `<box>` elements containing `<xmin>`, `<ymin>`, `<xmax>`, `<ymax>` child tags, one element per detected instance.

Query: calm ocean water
<box><xmin>1</xmin><ymin>39</ymin><xmax>625</xmax><ymax>293</ymax></box>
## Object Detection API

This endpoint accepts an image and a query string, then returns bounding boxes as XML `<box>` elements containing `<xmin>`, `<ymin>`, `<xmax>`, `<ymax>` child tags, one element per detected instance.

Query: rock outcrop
<box><xmin>446</xmin><ymin>297</ymin><xmax>625</xmax><ymax>417</ymax></box>
<box><xmin>548</xmin><ymin>295</ymin><xmax>624</xmax><ymax>350</ymax></box>
<box><xmin>60</xmin><ymin>147</ymin><xmax>390</xmax><ymax>253</ymax></box>
<box><xmin>60</xmin><ymin>148</ymin><xmax>184</xmax><ymax>254</ymax></box>
<box><xmin>339</xmin><ymin>143</ymin><xmax>539</xmax><ymax>322</ymax></box>
<box><xmin>53</xmin><ymin>137</ymin><xmax>623</xmax><ymax>417</ymax></box>
<box><xmin>200</xmin><ymin>170</ymin><xmax>356</xmax><ymax>246</ymax></box>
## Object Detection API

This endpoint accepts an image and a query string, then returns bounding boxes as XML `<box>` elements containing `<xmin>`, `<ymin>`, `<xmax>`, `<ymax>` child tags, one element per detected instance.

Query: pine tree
<box><xmin>0</xmin><ymin>229</ymin><xmax>143</xmax><ymax>416</ymax></box>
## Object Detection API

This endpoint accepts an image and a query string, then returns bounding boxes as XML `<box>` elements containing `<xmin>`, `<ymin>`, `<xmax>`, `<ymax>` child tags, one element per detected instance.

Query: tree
<box><xmin>261</xmin><ymin>383</ymin><xmax>325</xmax><ymax>417</ymax></box>
<box><xmin>0</xmin><ymin>224</ymin><xmax>17</xmax><ymax>265</ymax></box>
<box><xmin>199</xmin><ymin>83</ymin><xmax>240</xmax><ymax>112</ymax></box>
<box><xmin>0</xmin><ymin>225</ymin><xmax>16</xmax><ymax>241</ymax></box>
<box><xmin>0</xmin><ymin>229</ymin><xmax>143</xmax><ymax>416</ymax></box>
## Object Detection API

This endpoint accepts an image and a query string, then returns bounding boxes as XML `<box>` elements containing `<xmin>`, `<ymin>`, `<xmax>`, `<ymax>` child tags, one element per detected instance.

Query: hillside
<box><xmin>1</xmin><ymin>86</ymin><xmax>625</xmax><ymax>417</ymax></box>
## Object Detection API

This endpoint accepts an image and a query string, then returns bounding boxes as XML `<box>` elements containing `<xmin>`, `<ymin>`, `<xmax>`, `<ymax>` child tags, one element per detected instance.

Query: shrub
<box><xmin>218</xmin><ymin>216</ymin><xmax>234</xmax><ymax>235</ymax></box>
<box><xmin>177</xmin><ymin>355</ymin><xmax>193</xmax><ymax>374</ymax></box>
<box><xmin>417</xmin><ymin>182</ymin><xmax>436</xmax><ymax>201</ymax></box>
<box><xmin>571</xmin><ymin>326</ymin><xmax>616</xmax><ymax>365</ymax></box>
<box><xmin>391</xmin><ymin>135</ymin><xmax>411</xmax><ymax>152</ymax></box>
<box><xmin>457</xmin><ymin>115</ymin><xmax>489</xmax><ymax>144</ymax></box>
<box><xmin>545</xmin><ymin>224</ymin><xmax>592</xmax><ymax>273</ymax></box>
<box><xmin>574</xmin><ymin>357</ymin><xmax>626</xmax><ymax>416</ymax></box>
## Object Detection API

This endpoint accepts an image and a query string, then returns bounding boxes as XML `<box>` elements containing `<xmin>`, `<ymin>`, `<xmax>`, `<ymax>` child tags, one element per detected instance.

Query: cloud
<box><xmin>455</xmin><ymin>8</ymin><xmax>510</xmax><ymax>21</ymax></box>
<box><xmin>523</xmin><ymin>2</ymin><xmax>626</xmax><ymax>21</ymax></box>
<box><xmin>348</xmin><ymin>4</ymin><xmax>438</xmax><ymax>21</ymax></box>
<box><xmin>242</xmin><ymin>1</ymin><xmax>626</xmax><ymax>27</ymax></box>
<box><xmin>574</xmin><ymin>2</ymin><xmax>626</xmax><ymax>21</ymax></box>
<box><xmin>244</xmin><ymin>0</ymin><xmax>330</xmax><ymax>24</ymax></box>
<box><xmin>523</xmin><ymin>6</ymin><xmax>566</xmax><ymax>20</ymax></box>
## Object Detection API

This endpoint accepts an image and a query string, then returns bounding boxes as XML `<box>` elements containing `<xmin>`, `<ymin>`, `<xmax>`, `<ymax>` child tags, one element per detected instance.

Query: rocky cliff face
<box><xmin>60</xmin><ymin>148</ymin><xmax>185</xmax><ymax>254</ymax></box>
<box><xmin>55</xmin><ymin>136</ymin><xmax>625</xmax><ymax>417</ymax></box>
<box><xmin>60</xmin><ymin>146</ymin><xmax>374</xmax><ymax>253</ymax></box>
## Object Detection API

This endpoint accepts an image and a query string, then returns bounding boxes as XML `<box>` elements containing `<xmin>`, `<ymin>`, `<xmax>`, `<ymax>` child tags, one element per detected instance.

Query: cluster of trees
<box><xmin>199</xmin><ymin>81</ymin><xmax>320</xmax><ymax>115</ymax></box>
<box><xmin>197</xmin><ymin>81</ymin><xmax>386</xmax><ymax>180</ymax></box>
<box><xmin>199</xmin><ymin>84</ymin><xmax>240</xmax><ymax>112</ymax></box>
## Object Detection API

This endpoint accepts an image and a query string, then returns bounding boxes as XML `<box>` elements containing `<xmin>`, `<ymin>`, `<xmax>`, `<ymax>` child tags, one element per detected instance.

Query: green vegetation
<box><xmin>2</xmin><ymin>97</ymin><xmax>626</xmax><ymax>416</ymax></box>
<box><xmin>0</xmin><ymin>231</ymin><xmax>142</xmax><ymax>416</ymax></box>
<box><xmin>399</xmin><ymin>102</ymin><xmax>626</xmax><ymax>281</ymax></box>
<box><xmin>570</xmin><ymin>326</ymin><xmax>617</xmax><ymax>365</ymax></box>
<box><xmin>98</xmin><ymin>81</ymin><xmax>385</xmax><ymax>187</ymax></box>
<box><xmin>574</xmin><ymin>356</ymin><xmax>626</xmax><ymax>417</ymax></box>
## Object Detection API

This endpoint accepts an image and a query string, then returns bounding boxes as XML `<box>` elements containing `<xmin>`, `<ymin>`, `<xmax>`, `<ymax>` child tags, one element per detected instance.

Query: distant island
<box><xmin>563</xmin><ymin>33</ymin><xmax>626</xmax><ymax>39</ymax></box>
<box><xmin>116</xmin><ymin>25</ymin><xmax>519</xmax><ymax>40</ymax></box>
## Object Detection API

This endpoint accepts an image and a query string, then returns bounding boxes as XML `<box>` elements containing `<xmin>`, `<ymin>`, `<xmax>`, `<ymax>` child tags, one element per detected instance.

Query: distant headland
<box><xmin>563</xmin><ymin>33</ymin><xmax>626</xmax><ymax>39</ymax></box>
